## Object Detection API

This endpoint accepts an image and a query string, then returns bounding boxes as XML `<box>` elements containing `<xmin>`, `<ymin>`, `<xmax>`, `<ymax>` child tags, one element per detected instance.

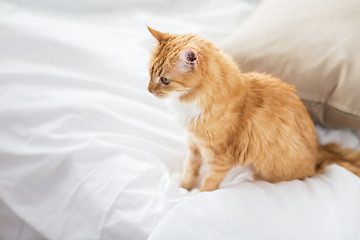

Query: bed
<box><xmin>0</xmin><ymin>0</ymin><xmax>359</xmax><ymax>239</ymax></box>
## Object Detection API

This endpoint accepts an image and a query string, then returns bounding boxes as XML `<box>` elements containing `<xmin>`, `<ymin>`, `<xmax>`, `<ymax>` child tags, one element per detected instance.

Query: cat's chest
<box><xmin>167</xmin><ymin>97</ymin><xmax>201</xmax><ymax>126</ymax></box>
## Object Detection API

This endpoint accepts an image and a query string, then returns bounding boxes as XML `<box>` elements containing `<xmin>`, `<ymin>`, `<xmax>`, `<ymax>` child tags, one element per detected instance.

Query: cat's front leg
<box><xmin>180</xmin><ymin>135</ymin><xmax>203</xmax><ymax>190</ymax></box>
<box><xmin>200</xmin><ymin>151</ymin><xmax>232</xmax><ymax>191</ymax></box>
<box><xmin>200</xmin><ymin>163</ymin><xmax>232</xmax><ymax>191</ymax></box>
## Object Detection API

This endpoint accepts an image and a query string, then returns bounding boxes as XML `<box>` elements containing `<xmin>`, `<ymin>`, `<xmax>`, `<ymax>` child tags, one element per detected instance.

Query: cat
<box><xmin>146</xmin><ymin>26</ymin><xmax>360</xmax><ymax>192</ymax></box>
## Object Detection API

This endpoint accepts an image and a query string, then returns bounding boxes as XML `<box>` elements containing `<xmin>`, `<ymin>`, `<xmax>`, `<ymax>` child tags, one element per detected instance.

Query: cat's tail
<box><xmin>317</xmin><ymin>143</ymin><xmax>360</xmax><ymax>177</ymax></box>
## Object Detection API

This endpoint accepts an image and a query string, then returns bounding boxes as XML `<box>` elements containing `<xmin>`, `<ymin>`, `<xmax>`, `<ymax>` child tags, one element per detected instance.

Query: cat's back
<box><xmin>244</xmin><ymin>72</ymin><xmax>296</xmax><ymax>101</ymax></box>
<box><xmin>242</xmin><ymin>72</ymin><xmax>308</xmax><ymax>115</ymax></box>
<box><xmin>240</xmin><ymin>71</ymin><xmax>317</xmax><ymax>144</ymax></box>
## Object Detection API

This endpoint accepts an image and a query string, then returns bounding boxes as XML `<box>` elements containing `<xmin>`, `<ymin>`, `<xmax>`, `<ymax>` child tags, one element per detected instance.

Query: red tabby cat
<box><xmin>146</xmin><ymin>26</ymin><xmax>360</xmax><ymax>192</ymax></box>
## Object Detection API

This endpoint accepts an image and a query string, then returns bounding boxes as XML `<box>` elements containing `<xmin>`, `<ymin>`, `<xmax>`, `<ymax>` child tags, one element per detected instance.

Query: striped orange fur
<box><xmin>147</xmin><ymin>27</ymin><xmax>360</xmax><ymax>191</ymax></box>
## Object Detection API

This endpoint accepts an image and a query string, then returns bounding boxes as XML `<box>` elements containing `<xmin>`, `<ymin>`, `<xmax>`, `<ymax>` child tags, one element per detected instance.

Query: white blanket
<box><xmin>0</xmin><ymin>1</ymin><xmax>359</xmax><ymax>239</ymax></box>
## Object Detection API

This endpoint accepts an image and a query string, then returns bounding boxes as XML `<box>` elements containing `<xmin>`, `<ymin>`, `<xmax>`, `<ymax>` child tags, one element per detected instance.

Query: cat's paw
<box><xmin>172</xmin><ymin>171</ymin><xmax>196</xmax><ymax>191</ymax></box>
<box><xmin>180</xmin><ymin>181</ymin><xmax>194</xmax><ymax>191</ymax></box>
<box><xmin>179</xmin><ymin>172</ymin><xmax>198</xmax><ymax>190</ymax></box>
<box><xmin>189</xmin><ymin>188</ymin><xmax>200</xmax><ymax>196</ymax></box>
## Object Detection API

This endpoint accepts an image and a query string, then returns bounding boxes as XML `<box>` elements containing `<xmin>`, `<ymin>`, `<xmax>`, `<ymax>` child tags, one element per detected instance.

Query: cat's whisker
<box><xmin>176</xmin><ymin>89</ymin><xmax>192</xmax><ymax>95</ymax></box>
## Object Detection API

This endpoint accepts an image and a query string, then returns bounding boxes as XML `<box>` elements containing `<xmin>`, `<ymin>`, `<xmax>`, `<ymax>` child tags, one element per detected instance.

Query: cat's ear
<box><xmin>178</xmin><ymin>48</ymin><xmax>199</xmax><ymax>72</ymax></box>
<box><xmin>147</xmin><ymin>26</ymin><xmax>167</xmax><ymax>43</ymax></box>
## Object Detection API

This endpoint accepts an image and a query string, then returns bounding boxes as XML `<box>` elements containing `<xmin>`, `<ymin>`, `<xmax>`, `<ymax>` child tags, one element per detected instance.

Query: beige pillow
<box><xmin>222</xmin><ymin>0</ymin><xmax>360</xmax><ymax>129</ymax></box>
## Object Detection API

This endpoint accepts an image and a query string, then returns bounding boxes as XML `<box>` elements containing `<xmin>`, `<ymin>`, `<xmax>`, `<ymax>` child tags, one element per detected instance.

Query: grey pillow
<box><xmin>222</xmin><ymin>0</ymin><xmax>360</xmax><ymax>129</ymax></box>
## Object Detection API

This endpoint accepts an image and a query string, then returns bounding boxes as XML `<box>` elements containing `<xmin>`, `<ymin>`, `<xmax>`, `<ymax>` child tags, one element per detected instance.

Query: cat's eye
<box><xmin>160</xmin><ymin>77</ymin><xmax>170</xmax><ymax>85</ymax></box>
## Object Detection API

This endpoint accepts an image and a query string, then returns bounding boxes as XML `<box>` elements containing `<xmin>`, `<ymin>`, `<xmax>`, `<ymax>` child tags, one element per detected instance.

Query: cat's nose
<box><xmin>148</xmin><ymin>85</ymin><xmax>155</xmax><ymax>93</ymax></box>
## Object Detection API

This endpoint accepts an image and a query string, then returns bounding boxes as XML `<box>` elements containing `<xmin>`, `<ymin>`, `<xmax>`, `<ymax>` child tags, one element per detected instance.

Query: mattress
<box><xmin>0</xmin><ymin>0</ymin><xmax>359</xmax><ymax>239</ymax></box>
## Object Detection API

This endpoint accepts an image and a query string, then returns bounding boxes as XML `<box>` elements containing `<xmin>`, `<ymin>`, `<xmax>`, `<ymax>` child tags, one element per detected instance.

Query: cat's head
<box><xmin>147</xmin><ymin>26</ymin><xmax>204</xmax><ymax>99</ymax></box>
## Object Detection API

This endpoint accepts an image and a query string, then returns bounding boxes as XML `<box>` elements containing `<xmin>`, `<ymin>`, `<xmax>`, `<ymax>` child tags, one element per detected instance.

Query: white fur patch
<box><xmin>167</xmin><ymin>93</ymin><xmax>201</xmax><ymax>126</ymax></box>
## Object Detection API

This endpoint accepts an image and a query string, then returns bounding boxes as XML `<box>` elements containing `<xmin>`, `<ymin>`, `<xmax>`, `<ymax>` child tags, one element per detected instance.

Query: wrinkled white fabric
<box><xmin>149</xmin><ymin>164</ymin><xmax>360</xmax><ymax>240</ymax></box>
<box><xmin>0</xmin><ymin>1</ymin><xmax>359</xmax><ymax>240</ymax></box>
<box><xmin>0</xmin><ymin>0</ymin><xmax>256</xmax><ymax>239</ymax></box>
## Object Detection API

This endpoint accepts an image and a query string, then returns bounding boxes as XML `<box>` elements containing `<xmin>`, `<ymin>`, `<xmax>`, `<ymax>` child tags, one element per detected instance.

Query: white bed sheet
<box><xmin>0</xmin><ymin>0</ymin><xmax>359</xmax><ymax>240</ymax></box>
